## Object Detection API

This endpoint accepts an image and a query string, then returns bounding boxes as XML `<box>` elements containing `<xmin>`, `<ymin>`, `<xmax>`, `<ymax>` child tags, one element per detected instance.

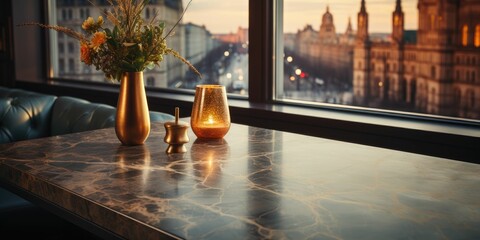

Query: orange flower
<box><xmin>90</xmin><ymin>32</ymin><xmax>106</xmax><ymax>51</ymax></box>
<box><xmin>97</xmin><ymin>16</ymin><xmax>104</xmax><ymax>26</ymax></box>
<box><xmin>80</xmin><ymin>42</ymin><xmax>92</xmax><ymax>65</ymax></box>
<box><xmin>82</xmin><ymin>17</ymin><xmax>94</xmax><ymax>30</ymax></box>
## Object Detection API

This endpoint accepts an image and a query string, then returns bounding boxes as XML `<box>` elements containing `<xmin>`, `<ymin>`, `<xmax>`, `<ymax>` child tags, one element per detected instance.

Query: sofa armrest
<box><xmin>0</xmin><ymin>87</ymin><xmax>57</xmax><ymax>143</ymax></box>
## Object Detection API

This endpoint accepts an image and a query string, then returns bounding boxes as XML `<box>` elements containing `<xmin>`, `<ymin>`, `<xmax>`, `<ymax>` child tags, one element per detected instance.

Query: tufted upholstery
<box><xmin>0</xmin><ymin>87</ymin><xmax>57</xmax><ymax>143</ymax></box>
<box><xmin>50</xmin><ymin>96</ymin><xmax>174</xmax><ymax>136</ymax></box>
<box><xmin>50</xmin><ymin>96</ymin><xmax>117</xmax><ymax>136</ymax></box>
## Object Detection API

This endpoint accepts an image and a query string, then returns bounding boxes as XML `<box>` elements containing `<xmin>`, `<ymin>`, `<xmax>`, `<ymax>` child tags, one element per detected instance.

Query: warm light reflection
<box><xmin>190</xmin><ymin>138</ymin><xmax>230</xmax><ymax>187</ymax></box>
<box><xmin>115</xmin><ymin>145</ymin><xmax>151</xmax><ymax>188</ymax></box>
<box><xmin>206</xmin><ymin>151</ymin><xmax>214</xmax><ymax>174</ymax></box>
<box><xmin>286</xmin><ymin>56</ymin><xmax>293</xmax><ymax>63</ymax></box>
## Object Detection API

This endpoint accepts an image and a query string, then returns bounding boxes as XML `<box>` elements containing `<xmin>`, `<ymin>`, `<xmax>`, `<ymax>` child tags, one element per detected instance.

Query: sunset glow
<box><xmin>183</xmin><ymin>0</ymin><xmax>418</xmax><ymax>34</ymax></box>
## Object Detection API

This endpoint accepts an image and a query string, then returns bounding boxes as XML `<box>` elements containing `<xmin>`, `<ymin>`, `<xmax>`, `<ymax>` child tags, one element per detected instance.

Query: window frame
<box><xmin>9</xmin><ymin>0</ymin><xmax>480</xmax><ymax>163</ymax></box>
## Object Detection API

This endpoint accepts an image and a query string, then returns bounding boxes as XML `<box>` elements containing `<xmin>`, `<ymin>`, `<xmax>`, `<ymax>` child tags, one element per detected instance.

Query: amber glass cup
<box><xmin>191</xmin><ymin>85</ymin><xmax>231</xmax><ymax>139</ymax></box>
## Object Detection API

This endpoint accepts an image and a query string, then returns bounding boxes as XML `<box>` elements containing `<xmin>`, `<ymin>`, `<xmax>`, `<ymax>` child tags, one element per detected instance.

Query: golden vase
<box><xmin>115</xmin><ymin>72</ymin><xmax>150</xmax><ymax>145</ymax></box>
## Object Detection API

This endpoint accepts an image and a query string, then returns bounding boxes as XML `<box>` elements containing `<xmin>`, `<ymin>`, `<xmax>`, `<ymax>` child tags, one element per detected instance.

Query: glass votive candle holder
<box><xmin>191</xmin><ymin>85</ymin><xmax>231</xmax><ymax>139</ymax></box>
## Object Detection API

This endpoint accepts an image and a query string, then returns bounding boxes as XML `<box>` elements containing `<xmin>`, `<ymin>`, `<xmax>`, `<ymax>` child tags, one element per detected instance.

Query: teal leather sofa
<box><xmin>0</xmin><ymin>86</ymin><xmax>174</xmax><ymax>143</ymax></box>
<box><xmin>0</xmin><ymin>86</ymin><xmax>174</xmax><ymax>212</ymax></box>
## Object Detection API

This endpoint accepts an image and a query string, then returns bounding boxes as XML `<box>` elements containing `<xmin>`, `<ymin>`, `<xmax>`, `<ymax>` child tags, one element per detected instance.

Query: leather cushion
<box><xmin>50</xmin><ymin>96</ymin><xmax>175</xmax><ymax>136</ymax></box>
<box><xmin>0</xmin><ymin>188</ymin><xmax>31</xmax><ymax>212</ymax></box>
<box><xmin>150</xmin><ymin>109</ymin><xmax>175</xmax><ymax>122</ymax></box>
<box><xmin>0</xmin><ymin>87</ymin><xmax>57</xmax><ymax>143</ymax></box>
<box><xmin>50</xmin><ymin>96</ymin><xmax>117</xmax><ymax>136</ymax></box>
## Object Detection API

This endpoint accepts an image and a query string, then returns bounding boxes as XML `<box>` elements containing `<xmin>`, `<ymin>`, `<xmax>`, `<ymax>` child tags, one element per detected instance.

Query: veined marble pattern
<box><xmin>0</xmin><ymin>123</ymin><xmax>479</xmax><ymax>239</ymax></box>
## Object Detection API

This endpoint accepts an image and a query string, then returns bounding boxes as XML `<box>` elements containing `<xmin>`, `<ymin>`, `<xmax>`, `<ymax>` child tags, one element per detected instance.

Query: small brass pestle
<box><xmin>164</xmin><ymin>107</ymin><xmax>190</xmax><ymax>154</ymax></box>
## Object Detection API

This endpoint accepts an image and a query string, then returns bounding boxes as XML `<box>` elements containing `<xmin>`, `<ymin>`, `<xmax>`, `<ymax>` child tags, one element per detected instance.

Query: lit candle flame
<box><xmin>207</xmin><ymin>115</ymin><xmax>215</xmax><ymax>124</ymax></box>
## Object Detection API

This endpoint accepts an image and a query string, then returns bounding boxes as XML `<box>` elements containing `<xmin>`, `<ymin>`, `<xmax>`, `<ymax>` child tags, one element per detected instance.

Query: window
<box><xmin>49</xmin><ymin>0</ymin><xmax>248</xmax><ymax>95</ymax></box>
<box><xmin>453</xmin><ymin>88</ymin><xmax>461</xmax><ymax>107</ymax></box>
<box><xmin>68</xmin><ymin>42</ymin><xmax>74</xmax><ymax>53</ymax></box>
<box><xmin>59</xmin><ymin>42</ymin><xmax>64</xmax><ymax>53</ymax></box>
<box><xmin>466</xmin><ymin>89</ymin><xmax>475</xmax><ymax>109</ymax></box>
<box><xmin>430</xmin><ymin>14</ymin><xmax>435</xmax><ymax>30</ymax></box>
<box><xmin>146</xmin><ymin>76</ymin><xmax>155</xmax><ymax>87</ymax></box>
<box><xmin>462</xmin><ymin>25</ymin><xmax>468</xmax><ymax>46</ymax></box>
<box><xmin>68</xmin><ymin>58</ymin><xmax>74</xmax><ymax>72</ymax></box>
<box><xmin>277</xmin><ymin>0</ymin><xmax>480</xmax><ymax>120</ymax></box>
<box><xmin>59</xmin><ymin>58</ymin><xmax>64</xmax><ymax>73</ymax></box>
<box><xmin>47</xmin><ymin>0</ymin><xmax>480</xmax><ymax>121</ymax></box>
<box><xmin>475</xmin><ymin>24</ymin><xmax>480</xmax><ymax>47</ymax></box>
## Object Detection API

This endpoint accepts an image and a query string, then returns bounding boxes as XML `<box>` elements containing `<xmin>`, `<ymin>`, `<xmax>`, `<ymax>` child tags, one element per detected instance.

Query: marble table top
<box><xmin>0</xmin><ymin>122</ymin><xmax>479</xmax><ymax>239</ymax></box>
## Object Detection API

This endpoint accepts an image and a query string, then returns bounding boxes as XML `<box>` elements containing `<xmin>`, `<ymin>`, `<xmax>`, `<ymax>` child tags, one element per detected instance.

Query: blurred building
<box><xmin>294</xmin><ymin>6</ymin><xmax>355</xmax><ymax>86</ymax></box>
<box><xmin>214</xmin><ymin>26</ymin><xmax>248</xmax><ymax>45</ymax></box>
<box><xmin>185</xmin><ymin>23</ymin><xmax>218</xmax><ymax>66</ymax></box>
<box><xmin>55</xmin><ymin>0</ymin><xmax>186</xmax><ymax>88</ymax></box>
<box><xmin>354</xmin><ymin>0</ymin><xmax>480</xmax><ymax>119</ymax></box>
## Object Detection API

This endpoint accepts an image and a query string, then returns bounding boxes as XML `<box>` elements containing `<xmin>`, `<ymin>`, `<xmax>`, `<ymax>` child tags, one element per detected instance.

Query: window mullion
<box><xmin>248</xmin><ymin>0</ymin><xmax>274</xmax><ymax>103</ymax></box>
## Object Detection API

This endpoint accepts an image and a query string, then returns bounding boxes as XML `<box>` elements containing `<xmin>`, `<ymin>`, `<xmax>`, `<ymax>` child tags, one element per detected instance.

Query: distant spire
<box><xmin>360</xmin><ymin>0</ymin><xmax>366</xmax><ymax>13</ymax></box>
<box><xmin>327</xmin><ymin>5</ymin><xmax>330</xmax><ymax>13</ymax></box>
<box><xmin>395</xmin><ymin>0</ymin><xmax>402</xmax><ymax>12</ymax></box>
<box><xmin>347</xmin><ymin>17</ymin><xmax>352</xmax><ymax>31</ymax></box>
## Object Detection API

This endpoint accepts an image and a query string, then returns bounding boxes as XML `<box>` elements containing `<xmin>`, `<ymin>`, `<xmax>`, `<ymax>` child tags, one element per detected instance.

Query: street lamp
<box><xmin>295</xmin><ymin>68</ymin><xmax>302</xmax><ymax>76</ymax></box>
<box><xmin>294</xmin><ymin>69</ymin><xmax>302</xmax><ymax>91</ymax></box>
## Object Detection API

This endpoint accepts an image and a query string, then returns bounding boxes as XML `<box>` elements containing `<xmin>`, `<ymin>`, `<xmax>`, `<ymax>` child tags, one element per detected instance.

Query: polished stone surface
<box><xmin>1</xmin><ymin>122</ymin><xmax>479</xmax><ymax>239</ymax></box>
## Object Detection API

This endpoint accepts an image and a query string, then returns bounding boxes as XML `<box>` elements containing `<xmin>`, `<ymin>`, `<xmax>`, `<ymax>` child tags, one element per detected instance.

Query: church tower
<box><xmin>392</xmin><ymin>0</ymin><xmax>404</xmax><ymax>44</ymax></box>
<box><xmin>356</xmin><ymin>0</ymin><xmax>369</xmax><ymax>44</ymax></box>
<box><xmin>345</xmin><ymin>17</ymin><xmax>353</xmax><ymax>36</ymax></box>
<box><xmin>319</xmin><ymin>5</ymin><xmax>338</xmax><ymax>44</ymax></box>
<box><xmin>353</xmin><ymin>0</ymin><xmax>371</xmax><ymax>104</ymax></box>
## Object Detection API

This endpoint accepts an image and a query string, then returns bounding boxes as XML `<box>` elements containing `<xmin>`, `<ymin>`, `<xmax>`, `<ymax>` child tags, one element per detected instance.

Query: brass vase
<box><xmin>115</xmin><ymin>72</ymin><xmax>150</xmax><ymax>145</ymax></box>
